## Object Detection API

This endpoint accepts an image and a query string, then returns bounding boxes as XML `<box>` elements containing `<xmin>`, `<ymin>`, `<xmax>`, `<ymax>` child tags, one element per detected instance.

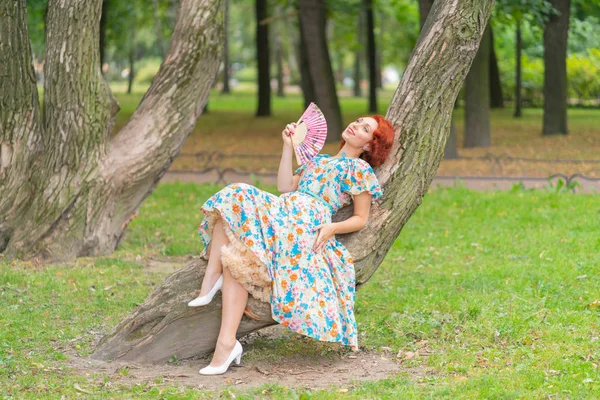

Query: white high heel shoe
<box><xmin>199</xmin><ymin>340</ymin><xmax>243</xmax><ymax>375</ymax></box>
<box><xmin>187</xmin><ymin>274</ymin><xmax>223</xmax><ymax>307</ymax></box>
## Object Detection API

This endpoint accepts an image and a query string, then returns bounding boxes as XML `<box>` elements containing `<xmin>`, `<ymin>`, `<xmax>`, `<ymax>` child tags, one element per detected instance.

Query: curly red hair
<box><xmin>338</xmin><ymin>115</ymin><xmax>394</xmax><ymax>168</ymax></box>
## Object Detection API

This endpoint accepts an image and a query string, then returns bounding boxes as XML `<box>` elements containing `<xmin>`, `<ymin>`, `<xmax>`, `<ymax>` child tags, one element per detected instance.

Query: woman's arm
<box><xmin>333</xmin><ymin>191</ymin><xmax>372</xmax><ymax>234</ymax></box>
<box><xmin>277</xmin><ymin>143</ymin><xmax>297</xmax><ymax>193</ymax></box>
<box><xmin>312</xmin><ymin>192</ymin><xmax>372</xmax><ymax>251</ymax></box>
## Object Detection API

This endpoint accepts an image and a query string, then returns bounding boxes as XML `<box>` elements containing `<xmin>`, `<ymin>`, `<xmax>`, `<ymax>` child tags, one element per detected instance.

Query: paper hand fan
<box><xmin>289</xmin><ymin>102</ymin><xmax>328</xmax><ymax>166</ymax></box>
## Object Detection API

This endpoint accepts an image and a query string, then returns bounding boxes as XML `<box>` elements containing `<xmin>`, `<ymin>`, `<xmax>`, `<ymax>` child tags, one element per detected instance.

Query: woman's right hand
<box><xmin>282</xmin><ymin>122</ymin><xmax>297</xmax><ymax>148</ymax></box>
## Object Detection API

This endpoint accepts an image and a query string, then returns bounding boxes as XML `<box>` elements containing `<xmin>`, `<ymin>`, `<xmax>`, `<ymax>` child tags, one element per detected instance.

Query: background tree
<box><xmin>256</xmin><ymin>0</ymin><xmax>271</xmax><ymax>116</ymax></box>
<box><xmin>222</xmin><ymin>0</ymin><xmax>231</xmax><ymax>94</ymax></box>
<box><xmin>494</xmin><ymin>0</ymin><xmax>554</xmax><ymax>117</ymax></box>
<box><xmin>298</xmin><ymin>0</ymin><xmax>343</xmax><ymax>142</ymax></box>
<box><xmin>464</xmin><ymin>23</ymin><xmax>492</xmax><ymax>148</ymax></box>
<box><xmin>364</xmin><ymin>0</ymin><xmax>378</xmax><ymax>113</ymax></box>
<box><xmin>543</xmin><ymin>0</ymin><xmax>570</xmax><ymax>135</ymax></box>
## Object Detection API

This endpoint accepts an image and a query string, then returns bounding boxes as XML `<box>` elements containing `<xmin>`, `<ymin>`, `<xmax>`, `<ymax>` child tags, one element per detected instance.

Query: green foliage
<box><xmin>567</xmin><ymin>49</ymin><xmax>600</xmax><ymax>100</ymax></box>
<box><xmin>133</xmin><ymin>57</ymin><xmax>163</xmax><ymax>86</ymax></box>
<box><xmin>544</xmin><ymin>178</ymin><xmax>582</xmax><ymax>193</ymax></box>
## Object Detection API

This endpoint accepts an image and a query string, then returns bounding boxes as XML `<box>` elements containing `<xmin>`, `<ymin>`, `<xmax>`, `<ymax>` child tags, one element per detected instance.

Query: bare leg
<box><xmin>208</xmin><ymin>264</ymin><xmax>248</xmax><ymax>366</ymax></box>
<box><xmin>197</xmin><ymin>216</ymin><xmax>228</xmax><ymax>297</ymax></box>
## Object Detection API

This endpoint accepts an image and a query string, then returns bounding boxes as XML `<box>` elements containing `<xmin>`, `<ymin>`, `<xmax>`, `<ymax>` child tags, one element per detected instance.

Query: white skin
<box><xmin>197</xmin><ymin>117</ymin><xmax>378</xmax><ymax>367</ymax></box>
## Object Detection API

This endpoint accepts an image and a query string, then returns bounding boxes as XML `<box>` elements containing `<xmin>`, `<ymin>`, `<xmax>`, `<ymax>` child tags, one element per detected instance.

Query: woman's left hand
<box><xmin>311</xmin><ymin>223</ymin><xmax>338</xmax><ymax>252</ymax></box>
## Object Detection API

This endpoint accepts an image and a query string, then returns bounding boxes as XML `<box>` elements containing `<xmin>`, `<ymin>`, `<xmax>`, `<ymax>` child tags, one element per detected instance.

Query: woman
<box><xmin>189</xmin><ymin>115</ymin><xmax>393</xmax><ymax>375</ymax></box>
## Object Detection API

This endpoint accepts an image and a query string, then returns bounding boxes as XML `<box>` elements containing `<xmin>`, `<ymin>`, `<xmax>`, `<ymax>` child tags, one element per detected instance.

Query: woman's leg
<box><xmin>207</xmin><ymin>264</ymin><xmax>248</xmax><ymax>366</ymax></box>
<box><xmin>198</xmin><ymin>216</ymin><xmax>228</xmax><ymax>297</ymax></box>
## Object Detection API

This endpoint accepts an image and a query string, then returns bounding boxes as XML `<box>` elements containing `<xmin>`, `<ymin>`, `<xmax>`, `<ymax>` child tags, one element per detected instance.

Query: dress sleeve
<box><xmin>341</xmin><ymin>160</ymin><xmax>383</xmax><ymax>203</ymax></box>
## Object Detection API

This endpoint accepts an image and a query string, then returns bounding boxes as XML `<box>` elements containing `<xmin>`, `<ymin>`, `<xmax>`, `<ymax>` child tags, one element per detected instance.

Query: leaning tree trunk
<box><xmin>464</xmin><ymin>22</ymin><xmax>491</xmax><ymax>148</ymax></box>
<box><xmin>91</xmin><ymin>0</ymin><xmax>495</xmax><ymax>364</ymax></box>
<box><xmin>0</xmin><ymin>0</ymin><xmax>225</xmax><ymax>261</ymax></box>
<box><xmin>298</xmin><ymin>0</ymin><xmax>343</xmax><ymax>143</ymax></box>
<box><xmin>542</xmin><ymin>0</ymin><xmax>570</xmax><ymax>135</ymax></box>
<box><xmin>419</xmin><ymin>0</ymin><xmax>457</xmax><ymax>158</ymax></box>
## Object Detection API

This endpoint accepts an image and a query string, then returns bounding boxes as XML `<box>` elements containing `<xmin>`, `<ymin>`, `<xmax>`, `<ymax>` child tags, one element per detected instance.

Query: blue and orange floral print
<box><xmin>197</xmin><ymin>153</ymin><xmax>383</xmax><ymax>351</ymax></box>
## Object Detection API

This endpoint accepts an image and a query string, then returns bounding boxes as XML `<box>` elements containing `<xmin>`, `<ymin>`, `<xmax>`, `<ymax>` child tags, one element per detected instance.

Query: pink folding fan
<box><xmin>289</xmin><ymin>102</ymin><xmax>328</xmax><ymax>165</ymax></box>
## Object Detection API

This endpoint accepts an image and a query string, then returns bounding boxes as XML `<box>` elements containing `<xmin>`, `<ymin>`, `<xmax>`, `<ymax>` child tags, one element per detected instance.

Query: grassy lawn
<box><xmin>1</xmin><ymin>182</ymin><xmax>599</xmax><ymax>398</ymax></box>
<box><xmin>103</xmin><ymin>84</ymin><xmax>600</xmax><ymax>178</ymax></box>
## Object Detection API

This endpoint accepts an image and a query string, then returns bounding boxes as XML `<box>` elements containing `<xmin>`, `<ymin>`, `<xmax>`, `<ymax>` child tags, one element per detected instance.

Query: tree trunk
<box><xmin>256</xmin><ymin>0</ymin><xmax>271</xmax><ymax>116</ymax></box>
<box><xmin>419</xmin><ymin>0</ymin><xmax>457</xmax><ymax>158</ymax></box>
<box><xmin>444</xmin><ymin>122</ymin><xmax>458</xmax><ymax>159</ymax></box>
<box><xmin>353</xmin><ymin>7</ymin><xmax>365</xmax><ymax>97</ymax></box>
<box><xmin>92</xmin><ymin>0</ymin><xmax>495</xmax><ymax>364</ymax></box>
<box><xmin>298</xmin><ymin>0</ymin><xmax>343</xmax><ymax>142</ymax></box>
<box><xmin>489</xmin><ymin>25</ymin><xmax>504</xmax><ymax>108</ymax></box>
<box><xmin>543</xmin><ymin>0</ymin><xmax>570</xmax><ymax>135</ymax></box>
<box><xmin>0</xmin><ymin>0</ymin><xmax>45</xmax><ymax>251</ymax></box>
<box><xmin>153</xmin><ymin>0</ymin><xmax>166</xmax><ymax>59</ymax></box>
<box><xmin>274</xmin><ymin>4</ymin><xmax>285</xmax><ymax>97</ymax></box>
<box><xmin>375</xmin><ymin>7</ymin><xmax>383</xmax><ymax>89</ymax></box>
<box><xmin>464</xmin><ymin>23</ymin><xmax>491</xmax><ymax>148</ymax></box>
<box><xmin>222</xmin><ymin>0</ymin><xmax>231</xmax><ymax>94</ymax></box>
<box><xmin>365</xmin><ymin>0</ymin><xmax>377</xmax><ymax>113</ymax></box>
<box><xmin>127</xmin><ymin>20</ymin><xmax>135</xmax><ymax>94</ymax></box>
<box><xmin>285</xmin><ymin>6</ymin><xmax>300</xmax><ymax>88</ymax></box>
<box><xmin>514</xmin><ymin>19</ymin><xmax>522</xmax><ymax>117</ymax></box>
<box><xmin>297</xmin><ymin>13</ymin><xmax>315</xmax><ymax>108</ymax></box>
<box><xmin>1</xmin><ymin>0</ymin><xmax>225</xmax><ymax>261</ymax></box>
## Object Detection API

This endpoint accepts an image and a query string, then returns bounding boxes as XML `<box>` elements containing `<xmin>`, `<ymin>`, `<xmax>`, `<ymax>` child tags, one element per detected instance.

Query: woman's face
<box><xmin>342</xmin><ymin>117</ymin><xmax>378</xmax><ymax>148</ymax></box>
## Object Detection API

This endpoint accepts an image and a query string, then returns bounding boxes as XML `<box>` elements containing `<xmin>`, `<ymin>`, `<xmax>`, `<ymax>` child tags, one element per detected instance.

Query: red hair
<box><xmin>339</xmin><ymin>115</ymin><xmax>394</xmax><ymax>168</ymax></box>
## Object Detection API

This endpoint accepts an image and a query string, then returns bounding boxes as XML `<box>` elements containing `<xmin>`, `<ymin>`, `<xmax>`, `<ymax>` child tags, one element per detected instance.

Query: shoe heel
<box><xmin>234</xmin><ymin>352</ymin><xmax>242</xmax><ymax>365</ymax></box>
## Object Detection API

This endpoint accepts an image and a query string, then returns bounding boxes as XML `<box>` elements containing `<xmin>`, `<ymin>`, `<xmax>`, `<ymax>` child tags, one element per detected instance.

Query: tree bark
<box><xmin>1</xmin><ymin>0</ymin><xmax>225</xmax><ymax>261</ymax></box>
<box><xmin>256</xmin><ymin>0</ymin><xmax>271</xmax><ymax>116</ymax></box>
<box><xmin>419</xmin><ymin>0</ymin><xmax>457</xmax><ymax>158</ymax></box>
<box><xmin>489</xmin><ymin>25</ymin><xmax>504</xmax><ymax>108</ymax></box>
<box><xmin>543</xmin><ymin>0</ymin><xmax>570</xmax><ymax>135</ymax></box>
<box><xmin>464</xmin><ymin>23</ymin><xmax>491</xmax><ymax>148</ymax></box>
<box><xmin>92</xmin><ymin>0</ymin><xmax>495</xmax><ymax>364</ymax></box>
<box><xmin>365</xmin><ymin>0</ymin><xmax>377</xmax><ymax>113</ymax></box>
<box><xmin>514</xmin><ymin>19</ymin><xmax>522</xmax><ymax>117</ymax></box>
<box><xmin>0</xmin><ymin>0</ymin><xmax>45</xmax><ymax>251</ymax></box>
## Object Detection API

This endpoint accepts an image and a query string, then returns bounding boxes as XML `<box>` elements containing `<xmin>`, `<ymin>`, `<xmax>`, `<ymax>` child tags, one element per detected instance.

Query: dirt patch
<box><xmin>67</xmin><ymin>325</ymin><xmax>431</xmax><ymax>393</ymax></box>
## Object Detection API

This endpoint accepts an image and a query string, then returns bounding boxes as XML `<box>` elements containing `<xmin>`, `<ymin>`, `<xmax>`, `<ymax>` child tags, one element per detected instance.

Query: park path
<box><xmin>163</xmin><ymin>171</ymin><xmax>600</xmax><ymax>193</ymax></box>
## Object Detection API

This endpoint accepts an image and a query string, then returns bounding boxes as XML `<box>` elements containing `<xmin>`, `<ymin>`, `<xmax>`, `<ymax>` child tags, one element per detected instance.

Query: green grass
<box><xmin>1</xmin><ymin>182</ymin><xmax>599</xmax><ymax>398</ymax></box>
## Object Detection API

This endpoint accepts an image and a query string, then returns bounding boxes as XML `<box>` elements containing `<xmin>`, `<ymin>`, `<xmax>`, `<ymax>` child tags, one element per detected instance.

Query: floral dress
<box><xmin>197</xmin><ymin>153</ymin><xmax>383</xmax><ymax>351</ymax></box>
